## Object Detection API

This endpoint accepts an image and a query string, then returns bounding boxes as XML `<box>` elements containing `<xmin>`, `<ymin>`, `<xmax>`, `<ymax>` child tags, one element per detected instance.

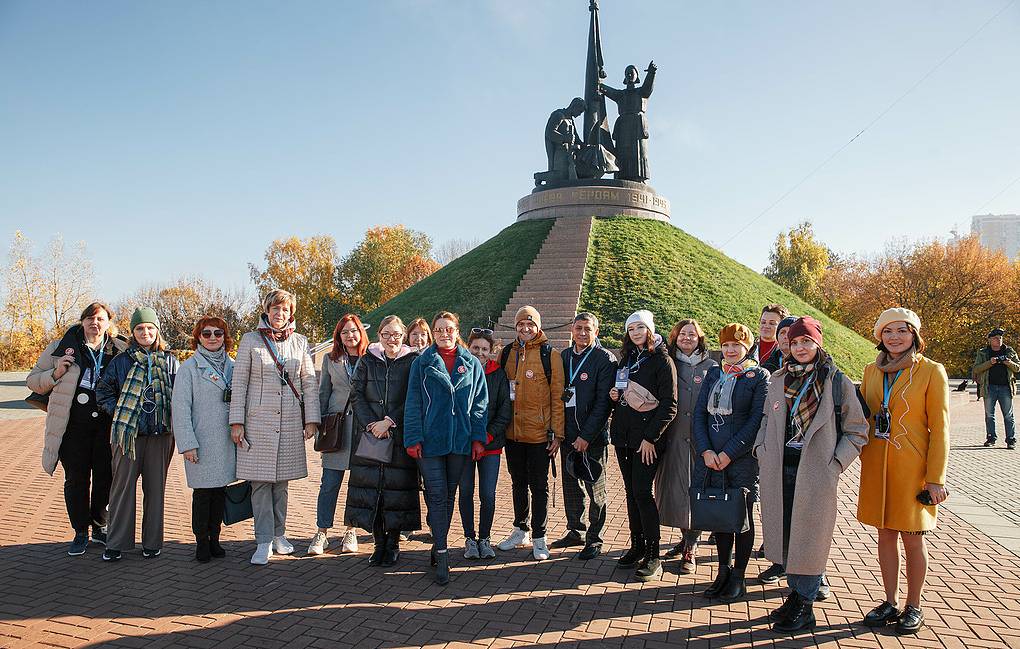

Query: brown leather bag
<box><xmin>315</xmin><ymin>406</ymin><xmax>353</xmax><ymax>453</ymax></box>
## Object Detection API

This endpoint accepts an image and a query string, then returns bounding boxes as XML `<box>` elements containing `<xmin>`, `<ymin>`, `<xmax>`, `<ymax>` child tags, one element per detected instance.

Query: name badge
<box><xmin>78</xmin><ymin>369</ymin><xmax>92</xmax><ymax>389</ymax></box>
<box><xmin>509</xmin><ymin>380</ymin><xmax>516</xmax><ymax>402</ymax></box>
<box><xmin>615</xmin><ymin>367</ymin><xmax>630</xmax><ymax>390</ymax></box>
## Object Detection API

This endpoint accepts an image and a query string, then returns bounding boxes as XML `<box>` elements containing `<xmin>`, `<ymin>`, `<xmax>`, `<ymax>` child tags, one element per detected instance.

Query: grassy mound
<box><xmin>364</xmin><ymin>219</ymin><xmax>554</xmax><ymax>330</ymax></box>
<box><xmin>580</xmin><ymin>217</ymin><xmax>876</xmax><ymax>378</ymax></box>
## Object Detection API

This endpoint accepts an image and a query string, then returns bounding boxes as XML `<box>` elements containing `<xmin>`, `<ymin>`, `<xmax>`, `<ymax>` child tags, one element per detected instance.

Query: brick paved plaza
<box><xmin>1</xmin><ymin>386</ymin><xmax>1019</xmax><ymax>648</ymax></box>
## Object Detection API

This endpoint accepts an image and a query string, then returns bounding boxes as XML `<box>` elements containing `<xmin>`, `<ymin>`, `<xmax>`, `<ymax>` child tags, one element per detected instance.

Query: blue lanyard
<box><xmin>789</xmin><ymin>373</ymin><xmax>816</xmax><ymax>414</ymax></box>
<box><xmin>84</xmin><ymin>338</ymin><xmax>106</xmax><ymax>388</ymax></box>
<box><xmin>882</xmin><ymin>370</ymin><xmax>903</xmax><ymax>408</ymax></box>
<box><xmin>568</xmin><ymin>345</ymin><xmax>595</xmax><ymax>386</ymax></box>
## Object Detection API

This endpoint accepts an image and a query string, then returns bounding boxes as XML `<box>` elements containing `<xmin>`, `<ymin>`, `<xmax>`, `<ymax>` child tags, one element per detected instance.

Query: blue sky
<box><xmin>2</xmin><ymin>1</ymin><xmax>1018</xmax><ymax>300</ymax></box>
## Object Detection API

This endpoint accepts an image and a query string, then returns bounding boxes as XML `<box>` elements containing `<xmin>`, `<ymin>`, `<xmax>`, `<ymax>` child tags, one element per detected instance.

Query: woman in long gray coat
<box><xmin>656</xmin><ymin>319</ymin><xmax>717</xmax><ymax>575</ymax></box>
<box><xmin>307</xmin><ymin>313</ymin><xmax>367</xmax><ymax>556</ymax></box>
<box><xmin>230</xmin><ymin>290</ymin><xmax>320</xmax><ymax>566</ymax></box>
<box><xmin>172</xmin><ymin>316</ymin><xmax>236</xmax><ymax>563</ymax></box>
<box><xmin>753</xmin><ymin>317</ymin><xmax>868</xmax><ymax>633</ymax></box>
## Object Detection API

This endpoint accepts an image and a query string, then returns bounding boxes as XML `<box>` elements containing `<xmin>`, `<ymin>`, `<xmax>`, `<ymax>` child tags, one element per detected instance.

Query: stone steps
<box><xmin>495</xmin><ymin>216</ymin><xmax>593</xmax><ymax>350</ymax></box>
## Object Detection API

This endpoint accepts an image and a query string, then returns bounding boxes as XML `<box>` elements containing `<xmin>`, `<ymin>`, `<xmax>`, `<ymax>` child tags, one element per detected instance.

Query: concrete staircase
<box><xmin>495</xmin><ymin>216</ymin><xmax>593</xmax><ymax>349</ymax></box>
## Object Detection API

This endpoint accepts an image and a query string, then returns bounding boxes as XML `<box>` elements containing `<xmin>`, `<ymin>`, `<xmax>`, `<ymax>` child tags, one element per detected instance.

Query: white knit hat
<box><xmin>625</xmin><ymin>310</ymin><xmax>655</xmax><ymax>336</ymax></box>
<box><xmin>873</xmin><ymin>307</ymin><xmax>921</xmax><ymax>341</ymax></box>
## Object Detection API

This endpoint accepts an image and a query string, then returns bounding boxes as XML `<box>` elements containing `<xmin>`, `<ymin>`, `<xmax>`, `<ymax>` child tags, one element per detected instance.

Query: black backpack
<box><xmin>831</xmin><ymin>368</ymin><xmax>870</xmax><ymax>442</ymax></box>
<box><xmin>500</xmin><ymin>341</ymin><xmax>553</xmax><ymax>384</ymax></box>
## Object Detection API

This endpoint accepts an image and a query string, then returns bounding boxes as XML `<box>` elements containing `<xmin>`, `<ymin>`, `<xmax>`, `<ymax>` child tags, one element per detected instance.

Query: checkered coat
<box><xmin>229</xmin><ymin>330</ymin><xmax>321</xmax><ymax>483</ymax></box>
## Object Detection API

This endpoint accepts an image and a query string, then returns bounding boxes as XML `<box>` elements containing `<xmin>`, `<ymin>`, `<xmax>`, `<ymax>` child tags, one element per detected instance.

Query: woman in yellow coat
<box><xmin>857</xmin><ymin>308</ymin><xmax>949</xmax><ymax>636</ymax></box>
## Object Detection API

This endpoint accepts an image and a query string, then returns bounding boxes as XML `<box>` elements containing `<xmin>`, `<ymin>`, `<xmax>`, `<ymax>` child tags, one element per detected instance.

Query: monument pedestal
<box><xmin>516</xmin><ymin>179</ymin><xmax>670</xmax><ymax>222</ymax></box>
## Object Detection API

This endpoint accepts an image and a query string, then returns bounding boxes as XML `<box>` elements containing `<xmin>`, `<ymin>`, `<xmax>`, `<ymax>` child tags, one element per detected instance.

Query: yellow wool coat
<box><xmin>856</xmin><ymin>355</ymin><xmax>950</xmax><ymax>532</ymax></box>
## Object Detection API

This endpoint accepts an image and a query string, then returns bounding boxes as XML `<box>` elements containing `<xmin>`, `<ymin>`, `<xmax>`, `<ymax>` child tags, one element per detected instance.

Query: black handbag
<box><xmin>24</xmin><ymin>391</ymin><xmax>49</xmax><ymax>411</ymax></box>
<box><xmin>223</xmin><ymin>481</ymin><xmax>253</xmax><ymax>525</ymax></box>
<box><xmin>354</xmin><ymin>429</ymin><xmax>394</xmax><ymax>464</ymax></box>
<box><xmin>689</xmin><ymin>470</ymin><xmax>750</xmax><ymax>534</ymax></box>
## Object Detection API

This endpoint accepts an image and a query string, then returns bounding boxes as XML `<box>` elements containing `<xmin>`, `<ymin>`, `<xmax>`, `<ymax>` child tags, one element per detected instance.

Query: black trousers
<box><xmin>192</xmin><ymin>488</ymin><xmax>225</xmax><ymax>540</ymax></box>
<box><xmin>505</xmin><ymin>440</ymin><xmax>551</xmax><ymax>537</ymax></box>
<box><xmin>58</xmin><ymin>423</ymin><xmax>113</xmax><ymax>533</ymax></box>
<box><xmin>716</xmin><ymin>498</ymin><xmax>756</xmax><ymax>574</ymax></box>
<box><xmin>615</xmin><ymin>446</ymin><xmax>660</xmax><ymax>544</ymax></box>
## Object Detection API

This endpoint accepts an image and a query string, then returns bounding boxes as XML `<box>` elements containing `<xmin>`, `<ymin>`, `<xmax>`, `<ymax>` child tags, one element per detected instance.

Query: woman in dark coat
<box><xmin>608</xmin><ymin>310</ymin><xmax>678</xmax><ymax>583</ymax></box>
<box><xmin>693</xmin><ymin>323</ymin><xmax>769</xmax><ymax>603</ymax></box>
<box><xmin>344</xmin><ymin>315</ymin><xmax>421</xmax><ymax>567</ymax></box>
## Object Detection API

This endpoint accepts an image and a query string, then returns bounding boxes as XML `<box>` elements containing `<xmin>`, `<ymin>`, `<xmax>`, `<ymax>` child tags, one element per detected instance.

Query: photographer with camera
<box><xmin>857</xmin><ymin>308</ymin><xmax>950</xmax><ymax>635</ymax></box>
<box><xmin>973</xmin><ymin>327</ymin><xmax>1020</xmax><ymax>449</ymax></box>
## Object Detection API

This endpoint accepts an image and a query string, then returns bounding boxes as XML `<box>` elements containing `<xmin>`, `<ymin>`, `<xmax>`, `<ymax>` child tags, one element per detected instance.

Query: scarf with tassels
<box><xmin>783</xmin><ymin>351</ymin><xmax>829</xmax><ymax>442</ymax></box>
<box><xmin>110</xmin><ymin>347</ymin><xmax>172</xmax><ymax>458</ymax></box>
<box><xmin>258</xmin><ymin>314</ymin><xmax>295</xmax><ymax>342</ymax></box>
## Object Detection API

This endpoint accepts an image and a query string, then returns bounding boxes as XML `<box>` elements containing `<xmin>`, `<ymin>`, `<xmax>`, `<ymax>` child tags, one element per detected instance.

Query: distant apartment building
<box><xmin>972</xmin><ymin>214</ymin><xmax>1020</xmax><ymax>260</ymax></box>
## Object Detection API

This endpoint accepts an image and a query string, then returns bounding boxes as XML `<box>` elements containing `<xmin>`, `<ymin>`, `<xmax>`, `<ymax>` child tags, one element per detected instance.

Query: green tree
<box><xmin>764</xmin><ymin>221</ymin><xmax>830</xmax><ymax>303</ymax></box>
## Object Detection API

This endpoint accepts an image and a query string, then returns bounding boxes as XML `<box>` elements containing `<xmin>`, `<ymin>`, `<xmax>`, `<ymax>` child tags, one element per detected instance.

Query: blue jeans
<box><xmin>984</xmin><ymin>384</ymin><xmax>1016</xmax><ymax>443</ymax></box>
<box><xmin>458</xmin><ymin>454</ymin><xmax>500</xmax><ymax>540</ymax></box>
<box><xmin>788</xmin><ymin>573</ymin><xmax>822</xmax><ymax>601</ymax></box>
<box><xmin>315</xmin><ymin>468</ymin><xmax>345</xmax><ymax>530</ymax></box>
<box><xmin>418</xmin><ymin>454</ymin><xmax>469</xmax><ymax>551</ymax></box>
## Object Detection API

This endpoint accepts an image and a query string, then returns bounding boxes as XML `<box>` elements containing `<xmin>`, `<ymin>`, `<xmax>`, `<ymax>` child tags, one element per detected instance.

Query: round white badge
<box><xmin>458</xmin><ymin>365</ymin><xmax>467</xmax><ymax>374</ymax></box>
<box><xmin>525</xmin><ymin>369</ymin><xmax>535</xmax><ymax>379</ymax></box>
<box><xmin>693</xmin><ymin>376</ymin><xmax>702</xmax><ymax>384</ymax></box>
<box><xmin>580</xmin><ymin>372</ymin><xmax>589</xmax><ymax>381</ymax></box>
<box><xmin>76</xmin><ymin>393</ymin><xmax>90</xmax><ymax>405</ymax></box>
<box><xmin>91</xmin><ymin>411</ymin><xmax>98</xmax><ymax>418</ymax></box>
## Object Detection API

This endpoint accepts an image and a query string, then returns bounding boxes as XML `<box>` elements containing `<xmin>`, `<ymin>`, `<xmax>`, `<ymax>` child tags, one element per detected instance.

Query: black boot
<box><xmin>209</xmin><ymin>533</ymin><xmax>226</xmax><ymax>559</ymax></box>
<box><xmin>703</xmin><ymin>565</ymin><xmax>732</xmax><ymax>598</ymax></box>
<box><xmin>381</xmin><ymin>531</ymin><xmax>400</xmax><ymax>567</ymax></box>
<box><xmin>196</xmin><ymin>537</ymin><xmax>211</xmax><ymax>563</ymax></box>
<box><xmin>635</xmin><ymin>540</ymin><xmax>662</xmax><ymax>582</ymax></box>
<box><xmin>768</xmin><ymin>592</ymin><xmax>799</xmax><ymax>622</ymax></box>
<box><xmin>663</xmin><ymin>541</ymin><xmax>685</xmax><ymax>559</ymax></box>
<box><xmin>717</xmin><ymin>569</ymin><xmax>747</xmax><ymax>603</ymax></box>
<box><xmin>616</xmin><ymin>535</ymin><xmax>644</xmax><ymax>569</ymax></box>
<box><xmin>434</xmin><ymin>549</ymin><xmax>450</xmax><ymax>585</ymax></box>
<box><xmin>368</xmin><ymin>531</ymin><xmax>386</xmax><ymax>566</ymax></box>
<box><xmin>772</xmin><ymin>593</ymin><xmax>815</xmax><ymax>633</ymax></box>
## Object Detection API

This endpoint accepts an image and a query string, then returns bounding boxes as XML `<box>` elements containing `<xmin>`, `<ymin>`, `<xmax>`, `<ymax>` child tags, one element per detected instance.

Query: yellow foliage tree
<box><xmin>338</xmin><ymin>225</ymin><xmax>440</xmax><ymax>311</ymax></box>
<box><xmin>764</xmin><ymin>221</ymin><xmax>830</xmax><ymax>304</ymax></box>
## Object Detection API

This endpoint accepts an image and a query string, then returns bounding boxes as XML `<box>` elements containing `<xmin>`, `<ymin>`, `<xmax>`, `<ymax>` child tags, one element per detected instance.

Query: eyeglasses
<box><xmin>380</xmin><ymin>332</ymin><xmax>404</xmax><ymax>340</ymax></box>
<box><xmin>200</xmin><ymin>329</ymin><xmax>224</xmax><ymax>339</ymax></box>
<box><xmin>471</xmin><ymin>328</ymin><xmax>493</xmax><ymax>335</ymax></box>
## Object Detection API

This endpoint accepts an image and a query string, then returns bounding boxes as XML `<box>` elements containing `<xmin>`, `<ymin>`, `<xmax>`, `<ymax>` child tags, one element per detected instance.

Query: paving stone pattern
<box><xmin>1</xmin><ymin>391</ymin><xmax>1019</xmax><ymax>648</ymax></box>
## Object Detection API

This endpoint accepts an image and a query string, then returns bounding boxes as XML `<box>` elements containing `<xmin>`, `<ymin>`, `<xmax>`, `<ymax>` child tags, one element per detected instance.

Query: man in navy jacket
<box><xmin>551</xmin><ymin>313</ymin><xmax>617</xmax><ymax>560</ymax></box>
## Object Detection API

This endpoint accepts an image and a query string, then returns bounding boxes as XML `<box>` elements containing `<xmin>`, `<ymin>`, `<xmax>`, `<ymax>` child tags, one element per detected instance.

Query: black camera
<box><xmin>874</xmin><ymin>407</ymin><xmax>891</xmax><ymax>439</ymax></box>
<box><xmin>222</xmin><ymin>389</ymin><xmax>232</xmax><ymax>403</ymax></box>
<box><xmin>561</xmin><ymin>387</ymin><xmax>575</xmax><ymax>403</ymax></box>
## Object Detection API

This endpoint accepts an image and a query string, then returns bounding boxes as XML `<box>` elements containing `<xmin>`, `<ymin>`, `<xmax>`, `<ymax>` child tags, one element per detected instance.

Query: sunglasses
<box><xmin>200</xmin><ymin>329</ymin><xmax>225</xmax><ymax>339</ymax></box>
<box><xmin>471</xmin><ymin>328</ymin><xmax>493</xmax><ymax>335</ymax></box>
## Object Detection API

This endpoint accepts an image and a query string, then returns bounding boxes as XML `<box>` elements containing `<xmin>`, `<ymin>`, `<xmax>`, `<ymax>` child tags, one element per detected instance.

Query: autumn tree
<box><xmin>764</xmin><ymin>221</ymin><xmax>830</xmax><ymax>304</ymax></box>
<box><xmin>248</xmin><ymin>236</ymin><xmax>342</xmax><ymax>342</ymax></box>
<box><xmin>338</xmin><ymin>225</ymin><xmax>440</xmax><ymax>310</ymax></box>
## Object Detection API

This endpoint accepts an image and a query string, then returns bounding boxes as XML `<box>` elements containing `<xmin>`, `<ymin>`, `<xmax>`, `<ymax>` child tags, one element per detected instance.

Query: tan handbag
<box><xmin>623</xmin><ymin>380</ymin><xmax>659</xmax><ymax>412</ymax></box>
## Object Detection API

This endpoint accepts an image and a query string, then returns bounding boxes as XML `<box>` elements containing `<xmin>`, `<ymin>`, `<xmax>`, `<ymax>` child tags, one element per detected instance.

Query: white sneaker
<box><xmin>307</xmin><ymin>531</ymin><xmax>328</xmax><ymax>556</ymax></box>
<box><xmin>464</xmin><ymin>538</ymin><xmax>480</xmax><ymax>559</ymax></box>
<box><xmin>496</xmin><ymin>526</ymin><xmax>531</xmax><ymax>551</ymax></box>
<box><xmin>478</xmin><ymin>538</ymin><xmax>496</xmax><ymax>559</ymax></box>
<box><xmin>532</xmin><ymin>537</ymin><xmax>550</xmax><ymax>560</ymax></box>
<box><xmin>251</xmin><ymin>542</ymin><xmax>273</xmax><ymax>565</ymax></box>
<box><xmin>340</xmin><ymin>529</ymin><xmax>359</xmax><ymax>553</ymax></box>
<box><xmin>273</xmin><ymin>536</ymin><xmax>295</xmax><ymax>555</ymax></box>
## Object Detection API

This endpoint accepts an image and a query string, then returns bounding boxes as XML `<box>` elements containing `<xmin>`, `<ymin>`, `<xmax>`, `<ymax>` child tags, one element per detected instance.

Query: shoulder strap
<box><xmin>499</xmin><ymin>344</ymin><xmax>513</xmax><ymax>371</ymax></box>
<box><xmin>259</xmin><ymin>331</ymin><xmax>303</xmax><ymax>404</ymax></box>
<box><xmin>831</xmin><ymin>369</ymin><xmax>844</xmax><ymax>442</ymax></box>
<box><xmin>540</xmin><ymin>343</ymin><xmax>552</xmax><ymax>384</ymax></box>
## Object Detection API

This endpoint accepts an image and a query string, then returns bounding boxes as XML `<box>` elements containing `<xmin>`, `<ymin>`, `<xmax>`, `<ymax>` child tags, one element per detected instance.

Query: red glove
<box><xmin>406</xmin><ymin>443</ymin><xmax>423</xmax><ymax>459</ymax></box>
<box><xmin>471</xmin><ymin>440</ymin><xmax>485</xmax><ymax>461</ymax></box>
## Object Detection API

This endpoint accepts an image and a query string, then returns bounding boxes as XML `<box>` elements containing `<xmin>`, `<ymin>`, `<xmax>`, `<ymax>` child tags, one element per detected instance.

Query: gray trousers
<box><xmin>108</xmin><ymin>434</ymin><xmax>175</xmax><ymax>551</ymax></box>
<box><xmin>559</xmin><ymin>443</ymin><xmax>608</xmax><ymax>544</ymax></box>
<box><xmin>251</xmin><ymin>480</ymin><xmax>289</xmax><ymax>544</ymax></box>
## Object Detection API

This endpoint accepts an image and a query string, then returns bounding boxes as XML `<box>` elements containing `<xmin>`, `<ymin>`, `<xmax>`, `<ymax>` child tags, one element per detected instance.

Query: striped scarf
<box><xmin>783</xmin><ymin>354</ymin><xmax>827</xmax><ymax>440</ymax></box>
<box><xmin>110</xmin><ymin>348</ymin><xmax>172</xmax><ymax>458</ymax></box>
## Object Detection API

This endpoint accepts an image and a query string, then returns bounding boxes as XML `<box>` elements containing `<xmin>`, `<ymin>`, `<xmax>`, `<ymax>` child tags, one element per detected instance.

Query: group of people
<box><xmin>29</xmin><ymin>292</ymin><xmax>953</xmax><ymax>635</ymax></box>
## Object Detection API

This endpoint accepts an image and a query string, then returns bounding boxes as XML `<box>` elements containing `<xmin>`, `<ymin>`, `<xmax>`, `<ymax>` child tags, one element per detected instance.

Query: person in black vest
<box><xmin>973</xmin><ymin>327</ymin><xmax>1020</xmax><ymax>449</ymax></box>
<box><xmin>550</xmin><ymin>312</ymin><xmax>617</xmax><ymax>560</ymax></box>
<box><xmin>609</xmin><ymin>310</ymin><xmax>678</xmax><ymax>582</ymax></box>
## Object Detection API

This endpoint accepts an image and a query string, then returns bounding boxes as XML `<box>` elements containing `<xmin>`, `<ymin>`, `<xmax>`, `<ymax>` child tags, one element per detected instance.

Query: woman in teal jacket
<box><xmin>404</xmin><ymin>311</ymin><xmax>488</xmax><ymax>584</ymax></box>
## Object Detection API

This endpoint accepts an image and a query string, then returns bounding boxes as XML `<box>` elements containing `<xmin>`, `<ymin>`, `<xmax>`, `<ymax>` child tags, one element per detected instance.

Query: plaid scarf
<box><xmin>110</xmin><ymin>348</ymin><xmax>172</xmax><ymax>458</ymax></box>
<box><xmin>783</xmin><ymin>353</ymin><xmax>828</xmax><ymax>441</ymax></box>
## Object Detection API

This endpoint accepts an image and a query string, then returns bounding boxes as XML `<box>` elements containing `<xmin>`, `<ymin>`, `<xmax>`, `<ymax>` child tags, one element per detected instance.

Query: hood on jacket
<box><xmin>367</xmin><ymin>341</ymin><xmax>415</xmax><ymax>361</ymax></box>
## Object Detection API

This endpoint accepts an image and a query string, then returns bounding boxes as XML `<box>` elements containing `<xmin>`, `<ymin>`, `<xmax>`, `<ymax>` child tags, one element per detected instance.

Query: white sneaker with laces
<box><xmin>273</xmin><ymin>536</ymin><xmax>295</xmax><ymax>555</ymax></box>
<box><xmin>532</xmin><ymin>536</ymin><xmax>550</xmax><ymax>560</ymax></box>
<box><xmin>464</xmin><ymin>538</ymin><xmax>480</xmax><ymax>559</ymax></box>
<box><xmin>251</xmin><ymin>542</ymin><xmax>273</xmax><ymax>565</ymax></box>
<box><xmin>496</xmin><ymin>526</ymin><xmax>531</xmax><ymax>551</ymax></box>
<box><xmin>340</xmin><ymin>529</ymin><xmax>359</xmax><ymax>553</ymax></box>
<box><xmin>307</xmin><ymin>531</ymin><xmax>328</xmax><ymax>556</ymax></box>
<box><xmin>478</xmin><ymin>538</ymin><xmax>496</xmax><ymax>559</ymax></box>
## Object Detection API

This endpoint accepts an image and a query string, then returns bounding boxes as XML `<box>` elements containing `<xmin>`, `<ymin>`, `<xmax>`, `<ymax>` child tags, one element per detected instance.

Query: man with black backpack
<box><xmin>496</xmin><ymin>306</ymin><xmax>566</xmax><ymax>561</ymax></box>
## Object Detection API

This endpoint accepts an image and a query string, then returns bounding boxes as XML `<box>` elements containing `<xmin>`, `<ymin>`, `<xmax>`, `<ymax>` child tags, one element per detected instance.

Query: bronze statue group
<box><xmin>29</xmin><ymin>292</ymin><xmax>951</xmax><ymax>636</ymax></box>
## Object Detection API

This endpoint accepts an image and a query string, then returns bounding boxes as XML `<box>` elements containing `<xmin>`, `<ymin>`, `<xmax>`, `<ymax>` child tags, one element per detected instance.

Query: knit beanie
<box><xmin>719</xmin><ymin>323</ymin><xmax>754</xmax><ymax>352</ymax></box>
<box><xmin>130</xmin><ymin>307</ymin><xmax>160</xmax><ymax>331</ymax></box>
<box><xmin>515</xmin><ymin>305</ymin><xmax>542</xmax><ymax>330</ymax></box>
<box><xmin>625</xmin><ymin>310</ymin><xmax>655</xmax><ymax>336</ymax></box>
<box><xmin>777</xmin><ymin>316</ymin><xmax>798</xmax><ymax>334</ymax></box>
<box><xmin>787</xmin><ymin>316</ymin><xmax>823</xmax><ymax>348</ymax></box>
<box><xmin>872</xmin><ymin>307</ymin><xmax>921</xmax><ymax>341</ymax></box>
